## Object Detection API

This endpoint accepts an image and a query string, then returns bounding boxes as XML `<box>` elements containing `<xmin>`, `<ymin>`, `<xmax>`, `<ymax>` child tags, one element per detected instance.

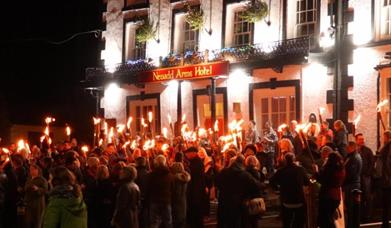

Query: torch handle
<box><xmin>378</xmin><ymin>112</ymin><xmax>387</xmax><ymax>131</ymax></box>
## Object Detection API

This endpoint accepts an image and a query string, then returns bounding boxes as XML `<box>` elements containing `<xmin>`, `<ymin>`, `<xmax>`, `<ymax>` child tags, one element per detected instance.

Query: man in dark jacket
<box><xmin>270</xmin><ymin>153</ymin><xmax>310</xmax><ymax>228</ymax></box>
<box><xmin>135</xmin><ymin>157</ymin><xmax>149</xmax><ymax>228</ymax></box>
<box><xmin>216</xmin><ymin>154</ymin><xmax>261</xmax><ymax>228</ymax></box>
<box><xmin>184</xmin><ymin>147</ymin><xmax>207</xmax><ymax>228</ymax></box>
<box><xmin>355</xmin><ymin>133</ymin><xmax>374</xmax><ymax>222</ymax></box>
<box><xmin>146</xmin><ymin>155</ymin><xmax>174</xmax><ymax>228</ymax></box>
<box><xmin>344</xmin><ymin>141</ymin><xmax>362</xmax><ymax>228</ymax></box>
<box><xmin>380</xmin><ymin>130</ymin><xmax>391</xmax><ymax>228</ymax></box>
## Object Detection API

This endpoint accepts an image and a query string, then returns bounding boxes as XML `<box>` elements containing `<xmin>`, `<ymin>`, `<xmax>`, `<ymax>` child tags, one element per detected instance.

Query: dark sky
<box><xmin>0</xmin><ymin>0</ymin><xmax>104</xmax><ymax>143</ymax></box>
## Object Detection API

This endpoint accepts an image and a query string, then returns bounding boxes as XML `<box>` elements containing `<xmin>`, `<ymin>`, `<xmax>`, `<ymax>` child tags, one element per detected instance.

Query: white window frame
<box><xmin>233</xmin><ymin>10</ymin><xmax>253</xmax><ymax>46</ymax></box>
<box><xmin>295</xmin><ymin>0</ymin><xmax>318</xmax><ymax>38</ymax></box>
<box><xmin>183</xmin><ymin>20</ymin><xmax>199</xmax><ymax>51</ymax></box>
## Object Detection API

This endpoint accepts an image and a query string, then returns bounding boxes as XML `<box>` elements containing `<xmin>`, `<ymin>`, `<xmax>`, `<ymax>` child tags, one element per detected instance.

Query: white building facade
<box><xmin>84</xmin><ymin>0</ymin><xmax>391</xmax><ymax>151</ymax></box>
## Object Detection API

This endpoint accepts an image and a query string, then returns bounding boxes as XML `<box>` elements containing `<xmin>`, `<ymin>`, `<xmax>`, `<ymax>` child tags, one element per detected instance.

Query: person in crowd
<box><xmin>316</xmin><ymin>152</ymin><xmax>345</xmax><ymax>228</ymax></box>
<box><xmin>24</xmin><ymin>164</ymin><xmax>48</xmax><ymax>228</ymax></box>
<box><xmin>270</xmin><ymin>153</ymin><xmax>310</xmax><ymax>228</ymax></box>
<box><xmin>334</xmin><ymin>120</ymin><xmax>348</xmax><ymax>158</ymax></box>
<box><xmin>171</xmin><ymin>162</ymin><xmax>191</xmax><ymax>228</ymax></box>
<box><xmin>134</xmin><ymin>156</ymin><xmax>150</xmax><ymax>228</ymax></box>
<box><xmin>84</xmin><ymin>157</ymin><xmax>100</xmax><ymax>228</ymax></box>
<box><xmin>379</xmin><ymin>130</ymin><xmax>391</xmax><ymax>228</ymax></box>
<box><xmin>355</xmin><ymin>133</ymin><xmax>375</xmax><ymax>222</ymax></box>
<box><xmin>146</xmin><ymin>155</ymin><xmax>174</xmax><ymax>228</ymax></box>
<box><xmin>111</xmin><ymin>166</ymin><xmax>140</xmax><ymax>228</ymax></box>
<box><xmin>277</xmin><ymin>138</ymin><xmax>295</xmax><ymax>168</ymax></box>
<box><xmin>198</xmin><ymin>147</ymin><xmax>215</xmax><ymax>215</ymax></box>
<box><xmin>184</xmin><ymin>147</ymin><xmax>208</xmax><ymax>228</ymax></box>
<box><xmin>261</xmin><ymin>121</ymin><xmax>278</xmax><ymax>178</ymax></box>
<box><xmin>319</xmin><ymin>121</ymin><xmax>334</xmax><ymax>140</ymax></box>
<box><xmin>43</xmin><ymin>166</ymin><xmax>87</xmax><ymax>228</ymax></box>
<box><xmin>216</xmin><ymin>154</ymin><xmax>261</xmax><ymax>228</ymax></box>
<box><xmin>344</xmin><ymin>141</ymin><xmax>362</xmax><ymax>228</ymax></box>
<box><xmin>2</xmin><ymin>157</ymin><xmax>18</xmax><ymax>228</ymax></box>
<box><xmin>95</xmin><ymin>165</ymin><xmax>115</xmax><ymax>228</ymax></box>
<box><xmin>245</xmin><ymin>120</ymin><xmax>259</xmax><ymax>146</ymax></box>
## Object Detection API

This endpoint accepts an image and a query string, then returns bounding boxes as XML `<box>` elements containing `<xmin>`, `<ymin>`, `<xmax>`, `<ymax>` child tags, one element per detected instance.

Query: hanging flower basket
<box><xmin>184</xmin><ymin>3</ymin><xmax>204</xmax><ymax>30</ymax></box>
<box><xmin>240</xmin><ymin>0</ymin><xmax>268</xmax><ymax>23</ymax></box>
<box><xmin>136</xmin><ymin>19</ymin><xmax>157</xmax><ymax>43</ymax></box>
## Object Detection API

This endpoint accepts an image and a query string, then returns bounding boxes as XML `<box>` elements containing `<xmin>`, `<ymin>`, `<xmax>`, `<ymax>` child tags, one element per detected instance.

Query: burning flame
<box><xmin>353</xmin><ymin>114</ymin><xmax>361</xmax><ymax>127</ymax></box>
<box><xmin>93</xmin><ymin>117</ymin><xmax>101</xmax><ymax>125</ymax></box>
<box><xmin>45</xmin><ymin>117</ymin><xmax>55</xmax><ymax>125</ymax></box>
<box><xmin>143</xmin><ymin>140</ymin><xmax>155</xmax><ymax>150</ymax></box>
<box><xmin>44</xmin><ymin>126</ymin><xmax>49</xmax><ymax>136</ymax></box>
<box><xmin>318</xmin><ymin>107</ymin><xmax>326</xmax><ymax>115</ymax></box>
<box><xmin>198</xmin><ymin>128</ymin><xmax>207</xmax><ymax>137</ymax></box>
<box><xmin>122</xmin><ymin>141</ymin><xmax>131</xmax><ymax>149</ymax></box>
<box><xmin>66</xmin><ymin>126</ymin><xmax>71</xmax><ymax>136</ymax></box>
<box><xmin>214</xmin><ymin>120</ymin><xmax>219</xmax><ymax>132</ymax></box>
<box><xmin>98</xmin><ymin>139</ymin><xmax>103</xmax><ymax>146</ymax></box>
<box><xmin>126</xmin><ymin>117</ymin><xmax>133</xmax><ymax>129</ymax></box>
<box><xmin>377</xmin><ymin>99</ymin><xmax>389</xmax><ymax>112</ymax></box>
<box><xmin>17</xmin><ymin>140</ymin><xmax>28</xmax><ymax>152</ymax></box>
<box><xmin>148</xmin><ymin>111</ymin><xmax>153</xmax><ymax>123</ymax></box>
<box><xmin>162</xmin><ymin>127</ymin><xmax>168</xmax><ymax>138</ymax></box>
<box><xmin>130</xmin><ymin>140</ymin><xmax>137</xmax><ymax>150</ymax></box>
<box><xmin>104</xmin><ymin>122</ymin><xmax>108</xmax><ymax>136</ymax></box>
<box><xmin>81</xmin><ymin>145</ymin><xmax>89</xmax><ymax>153</ymax></box>
<box><xmin>141</xmin><ymin>118</ymin><xmax>147</xmax><ymax>128</ymax></box>
<box><xmin>161</xmin><ymin>144</ymin><xmax>169</xmax><ymax>151</ymax></box>
<box><xmin>40</xmin><ymin>136</ymin><xmax>46</xmax><ymax>143</ymax></box>
<box><xmin>117</xmin><ymin>124</ymin><xmax>125</xmax><ymax>133</ymax></box>
<box><xmin>168</xmin><ymin>114</ymin><xmax>172</xmax><ymax>125</ymax></box>
<box><xmin>108</xmin><ymin>127</ymin><xmax>114</xmax><ymax>143</ymax></box>
<box><xmin>181</xmin><ymin>114</ymin><xmax>187</xmax><ymax>123</ymax></box>
<box><xmin>278</xmin><ymin>123</ymin><xmax>288</xmax><ymax>132</ymax></box>
<box><xmin>1</xmin><ymin>148</ymin><xmax>9</xmax><ymax>154</ymax></box>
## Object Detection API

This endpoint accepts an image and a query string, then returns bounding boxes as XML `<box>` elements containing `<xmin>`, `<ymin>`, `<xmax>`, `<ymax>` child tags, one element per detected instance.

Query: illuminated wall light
<box><xmin>351</xmin><ymin>6</ymin><xmax>372</xmax><ymax>45</ymax></box>
<box><xmin>105</xmin><ymin>83</ymin><xmax>121</xmax><ymax>105</ymax></box>
<box><xmin>319</xmin><ymin>32</ymin><xmax>335</xmax><ymax>48</ymax></box>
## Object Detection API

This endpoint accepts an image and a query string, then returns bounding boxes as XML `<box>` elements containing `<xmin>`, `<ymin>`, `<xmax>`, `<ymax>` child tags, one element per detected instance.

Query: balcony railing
<box><xmin>84</xmin><ymin>36</ymin><xmax>309</xmax><ymax>83</ymax></box>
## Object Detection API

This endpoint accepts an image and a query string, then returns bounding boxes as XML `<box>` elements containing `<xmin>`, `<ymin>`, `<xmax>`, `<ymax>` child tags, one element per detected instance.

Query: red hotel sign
<box><xmin>137</xmin><ymin>61</ymin><xmax>229</xmax><ymax>83</ymax></box>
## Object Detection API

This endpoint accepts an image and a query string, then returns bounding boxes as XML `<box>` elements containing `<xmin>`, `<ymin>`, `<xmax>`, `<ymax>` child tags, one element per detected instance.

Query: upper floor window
<box><xmin>296</xmin><ymin>0</ymin><xmax>317</xmax><ymax>38</ymax></box>
<box><xmin>382</xmin><ymin>0</ymin><xmax>391</xmax><ymax>37</ymax></box>
<box><xmin>134</xmin><ymin>27</ymin><xmax>147</xmax><ymax>59</ymax></box>
<box><xmin>234</xmin><ymin>11</ymin><xmax>253</xmax><ymax>46</ymax></box>
<box><xmin>183</xmin><ymin>21</ymin><xmax>199</xmax><ymax>51</ymax></box>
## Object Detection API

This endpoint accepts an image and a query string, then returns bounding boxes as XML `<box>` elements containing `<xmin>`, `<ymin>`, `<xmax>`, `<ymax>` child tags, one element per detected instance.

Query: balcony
<box><xmin>83</xmin><ymin>36</ymin><xmax>309</xmax><ymax>87</ymax></box>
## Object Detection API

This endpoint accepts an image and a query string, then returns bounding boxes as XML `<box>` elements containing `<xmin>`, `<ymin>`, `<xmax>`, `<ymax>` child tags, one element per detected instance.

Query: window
<box><xmin>128</xmin><ymin>97</ymin><xmax>160</xmax><ymax>136</ymax></box>
<box><xmin>234</xmin><ymin>11</ymin><xmax>253</xmax><ymax>46</ymax></box>
<box><xmin>253</xmin><ymin>87</ymin><xmax>296</xmax><ymax>130</ymax></box>
<box><xmin>183</xmin><ymin>21</ymin><xmax>199</xmax><ymax>51</ymax></box>
<box><xmin>296</xmin><ymin>0</ymin><xmax>317</xmax><ymax>38</ymax></box>
<box><xmin>125</xmin><ymin>0</ymin><xmax>148</xmax><ymax>7</ymax></box>
<box><xmin>134</xmin><ymin>26</ymin><xmax>146</xmax><ymax>60</ymax></box>
<box><xmin>383</xmin><ymin>0</ymin><xmax>391</xmax><ymax>37</ymax></box>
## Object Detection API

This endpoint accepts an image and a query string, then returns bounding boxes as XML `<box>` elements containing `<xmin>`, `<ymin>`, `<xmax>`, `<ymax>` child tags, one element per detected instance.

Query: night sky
<box><xmin>0</xmin><ymin>0</ymin><xmax>104</xmax><ymax>143</ymax></box>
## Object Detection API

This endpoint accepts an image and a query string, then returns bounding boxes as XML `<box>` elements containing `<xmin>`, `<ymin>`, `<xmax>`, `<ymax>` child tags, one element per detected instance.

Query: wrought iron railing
<box><xmin>84</xmin><ymin>36</ymin><xmax>309</xmax><ymax>82</ymax></box>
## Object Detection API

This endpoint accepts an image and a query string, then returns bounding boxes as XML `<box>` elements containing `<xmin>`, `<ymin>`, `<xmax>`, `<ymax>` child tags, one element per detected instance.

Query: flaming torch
<box><xmin>126</xmin><ymin>116</ymin><xmax>133</xmax><ymax>137</ymax></box>
<box><xmin>148</xmin><ymin>111</ymin><xmax>153</xmax><ymax>137</ymax></box>
<box><xmin>318</xmin><ymin>107</ymin><xmax>326</xmax><ymax>124</ymax></box>
<box><xmin>93</xmin><ymin>117</ymin><xmax>101</xmax><ymax>146</ymax></box>
<box><xmin>65</xmin><ymin>125</ymin><xmax>71</xmax><ymax>141</ymax></box>
<box><xmin>352</xmin><ymin>114</ymin><xmax>361</xmax><ymax>136</ymax></box>
<box><xmin>295</xmin><ymin>124</ymin><xmax>314</xmax><ymax>163</ymax></box>
<box><xmin>377</xmin><ymin>99</ymin><xmax>389</xmax><ymax>131</ymax></box>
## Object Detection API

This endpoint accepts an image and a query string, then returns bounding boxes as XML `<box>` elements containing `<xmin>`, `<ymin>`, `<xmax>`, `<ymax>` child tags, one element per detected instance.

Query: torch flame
<box><xmin>143</xmin><ymin>139</ymin><xmax>155</xmax><ymax>150</ymax></box>
<box><xmin>295</xmin><ymin>123</ymin><xmax>306</xmax><ymax>133</ymax></box>
<box><xmin>278</xmin><ymin>123</ymin><xmax>288</xmax><ymax>132</ymax></box>
<box><xmin>148</xmin><ymin>111</ymin><xmax>153</xmax><ymax>123</ymax></box>
<box><xmin>198</xmin><ymin>128</ymin><xmax>207</xmax><ymax>137</ymax></box>
<box><xmin>377</xmin><ymin>99</ymin><xmax>389</xmax><ymax>112</ymax></box>
<box><xmin>108</xmin><ymin>127</ymin><xmax>114</xmax><ymax>143</ymax></box>
<box><xmin>318</xmin><ymin>107</ymin><xmax>326</xmax><ymax>115</ymax></box>
<box><xmin>162</xmin><ymin>127</ymin><xmax>168</xmax><ymax>138</ymax></box>
<box><xmin>353</xmin><ymin>114</ymin><xmax>361</xmax><ymax>127</ymax></box>
<box><xmin>214</xmin><ymin>120</ymin><xmax>219</xmax><ymax>132</ymax></box>
<box><xmin>122</xmin><ymin>141</ymin><xmax>131</xmax><ymax>149</ymax></box>
<box><xmin>98</xmin><ymin>139</ymin><xmax>103</xmax><ymax>146</ymax></box>
<box><xmin>126</xmin><ymin>117</ymin><xmax>133</xmax><ymax>129</ymax></box>
<box><xmin>141</xmin><ymin>118</ymin><xmax>147</xmax><ymax>127</ymax></box>
<box><xmin>2</xmin><ymin>148</ymin><xmax>9</xmax><ymax>154</ymax></box>
<box><xmin>40</xmin><ymin>136</ymin><xmax>46</xmax><ymax>143</ymax></box>
<box><xmin>44</xmin><ymin>127</ymin><xmax>50</xmax><ymax>136</ymax></box>
<box><xmin>117</xmin><ymin>124</ymin><xmax>125</xmax><ymax>133</ymax></box>
<box><xmin>81</xmin><ymin>145</ymin><xmax>89</xmax><ymax>153</ymax></box>
<box><xmin>104</xmin><ymin>122</ymin><xmax>108</xmax><ymax>136</ymax></box>
<box><xmin>17</xmin><ymin>140</ymin><xmax>26</xmax><ymax>152</ymax></box>
<box><xmin>168</xmin><ymin>114</ymin><xmax>172</xmax><ymax>124</ymax></box>
<box><xmin>66</xmin><ymin>126</ymin><xmax>71</xmax><ymax>136</ymax></box>
<box><xmin>93</xmin><ymin>117</ymin><xmax>101</xmax><ymax>125</ymax></box>
<box><xmin>161</xmin><ymin>144</ymin><xmax>169</xmax><ymax>151</ymax></box>
<box><xmin>130</xmin><ymin>140</ymin><xmax>137</xmax><ymax>150</ymax></box>
<box><xmin>181</xmin><ymin>114</ymin><xmax>187</xmax><ymax>123</ymax></box>
<box><xmin>45</xmin><ymin>117</ymin><xmax>55</xmax><ymax>125</ymax></box>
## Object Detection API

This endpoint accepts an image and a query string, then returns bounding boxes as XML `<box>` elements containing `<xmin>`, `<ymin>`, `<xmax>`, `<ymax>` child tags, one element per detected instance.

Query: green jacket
<box><xmin>43</xmin><ymin>194</ymin><xmax>87</xmax><ymax>228</ymax></box>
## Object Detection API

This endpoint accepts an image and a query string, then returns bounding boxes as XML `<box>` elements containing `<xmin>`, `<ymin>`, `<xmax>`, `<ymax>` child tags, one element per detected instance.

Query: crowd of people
<box><xmin>0</xmin><ymin>114</ymin><xmax>390</xmax><ymax>228</ymax></box>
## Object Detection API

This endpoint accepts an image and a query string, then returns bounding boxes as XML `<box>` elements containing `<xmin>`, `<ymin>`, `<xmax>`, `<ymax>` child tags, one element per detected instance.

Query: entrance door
<box><xmin>128</xmin><ymin>97</ymin><xmax>160</xmax><ymax>136</ymax></box>
<box><xmin>253</xmin><ymin>87</ymin><xmax>296</xmax><ymax>131</ymax></box>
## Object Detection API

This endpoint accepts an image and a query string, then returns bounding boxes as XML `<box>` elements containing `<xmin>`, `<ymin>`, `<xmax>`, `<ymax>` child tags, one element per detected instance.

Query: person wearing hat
<box><xmin>184</xmin><ymin>147</ymin><xmax>207</xmax><ymax>228</ymax></box>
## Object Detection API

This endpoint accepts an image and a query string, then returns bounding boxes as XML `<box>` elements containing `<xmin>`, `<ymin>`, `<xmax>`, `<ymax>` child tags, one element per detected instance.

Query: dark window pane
<box><xmin>308</xmin><ymin>11</ymin><xmax>313</xmax><ymax>22</ymax></box>
<box><xmin>279</xmin><ymin>97</ymin><xmax>287</xmax><ymax>112</ymax></box>
<box><xmin>272</xmin><ymin>97</ymin><xmax>279</xmax><ymax>112</ymax></box>
<box><xmin>308</xmin><ymin>0</ymin><xmax>314</xmax><ymax>10</ymax></box>
<box><xmin>261</xmin><ymin>98</ymin><xmax>268</xmax><ymax>113</ymax></box>
<box><xmin>272</xmin><ymin>114</ymin><xmax>279</xmax><ymax>129</ymax></box>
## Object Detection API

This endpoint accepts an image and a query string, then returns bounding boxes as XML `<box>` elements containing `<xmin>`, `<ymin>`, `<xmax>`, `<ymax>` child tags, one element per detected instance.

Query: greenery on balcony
<box><xmin>136</xmin><ymin>19</ymin><xmax>157</xmax><ymax>43</ymax></box>
<box><xmin>240</xmin><ymin>0</ymin><xmax>268</xmax><ymax>23</ymax></box>
<box><xmin>184</xmin><ymin>3</ymin><xmax>204</xmax><ymax>30</ymax></box>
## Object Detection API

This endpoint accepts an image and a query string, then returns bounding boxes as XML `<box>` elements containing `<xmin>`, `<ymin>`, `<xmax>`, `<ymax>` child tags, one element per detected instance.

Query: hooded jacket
<box><xmin>43</xmin><ymin>185</ymin><xmax>87</xmax><ymax>228</ymax></box>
